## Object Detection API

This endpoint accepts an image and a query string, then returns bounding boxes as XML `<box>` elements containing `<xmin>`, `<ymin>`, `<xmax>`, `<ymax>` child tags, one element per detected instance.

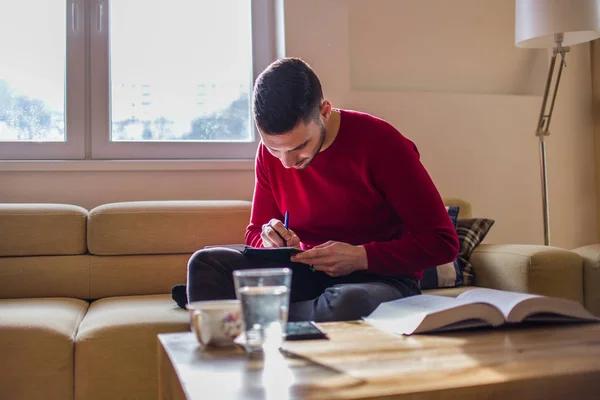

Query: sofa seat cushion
<box><xmin>0</xmin><ymin>298</ymin><xmax>89</xmax><ymax>400</ymax></box>
<box><xmin>75</xmin><ymin>294</ymin><xmax>189</xmax><ymax>400</ymax></box>
<box><xmin>422</xmin><ymin>285</ymin><xmax>480</xmax><ymax>297</ymax></box>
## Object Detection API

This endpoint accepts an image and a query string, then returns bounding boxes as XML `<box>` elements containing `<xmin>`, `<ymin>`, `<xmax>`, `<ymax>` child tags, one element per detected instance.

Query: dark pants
<box><xmin>186</xmin><ymin>247</ymin><xmax>421</xmax><ymax>322</ymax></box>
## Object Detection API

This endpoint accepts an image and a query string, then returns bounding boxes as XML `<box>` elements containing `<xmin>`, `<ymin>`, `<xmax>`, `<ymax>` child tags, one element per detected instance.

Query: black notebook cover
<box><xmin>204</xmin><ymin>244</ymin><xmax>304</xmax><ymax>264</ymax></box>
<box><xmin>243</xmin><ymin>246</ymin><xmax>304</xmax><ymax>263</ymax></box>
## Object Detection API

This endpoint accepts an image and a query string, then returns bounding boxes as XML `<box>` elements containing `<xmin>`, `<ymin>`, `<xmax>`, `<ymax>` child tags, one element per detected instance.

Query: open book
<box><xmin>363</xmin><ymin>288</ymin><xmax>600</xmax><ymax>335</ymax></box>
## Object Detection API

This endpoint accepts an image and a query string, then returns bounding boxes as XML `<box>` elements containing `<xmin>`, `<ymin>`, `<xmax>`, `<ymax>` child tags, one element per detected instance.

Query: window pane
<box><xmin>109</xmin><ymin>0</ymin><xmax>253</xmax><ymax>142</ymax></box>
<box><xmin>0</xmin><ymin>0</ymin><xmax>66</xmax><ymax>142</ymax></box>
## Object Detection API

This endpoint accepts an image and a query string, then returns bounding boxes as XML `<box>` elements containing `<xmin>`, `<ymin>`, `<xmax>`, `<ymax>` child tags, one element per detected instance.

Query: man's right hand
<box><xmin>261</xmin><ymin>218</ymin><xmax>301</xmax><ymax>248</ymax></box>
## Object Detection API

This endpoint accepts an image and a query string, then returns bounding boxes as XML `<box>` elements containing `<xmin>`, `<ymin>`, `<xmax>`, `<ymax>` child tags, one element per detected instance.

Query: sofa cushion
<box><xmin>572</xmin><ymin>244</ymin><xmax>600</xmax><ymax>316</ymax></box>
<box><xmin>0</xmin><ymin>298</ymin><xmax>89</xmax><ymax>400</ymax></box>
<box><xmin>89</xmin><ymin>254</ymin><xmax>190</xmax><ymax>299</ymax></box>
<box><xmin>0</xmin><ymin>255</ymin><xmax>90</xmax><ymax>299</ymax></box>
<box><xmin>0</xmin><ymin>203</ymin><xmax>88</xmax><ymax>256</ymax></box>
<box><xmin>457</xmin><ymin>218</ymin><xmax>495</xmax><ymax>285</ymax></box>
<box><xmin>75</xmin><ymin>294</ymin><xmax>189</xmax><ymax>400</ymax></box>
<box><xmin>87</xmin><ymin>200</ymin><xmax>251</xmax><ymax>256</ymax></box>
<box><xmin>471</xmin><ymin>244</ymin><xmax>583</xmax><ymax>303</ymax></box>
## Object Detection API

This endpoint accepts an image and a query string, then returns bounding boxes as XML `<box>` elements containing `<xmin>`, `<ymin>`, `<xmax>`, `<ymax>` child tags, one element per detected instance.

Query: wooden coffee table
<box><xmin>158</xmin><ymin>321</ymin><xmax>600</xmax><ymax>399</ymax></box>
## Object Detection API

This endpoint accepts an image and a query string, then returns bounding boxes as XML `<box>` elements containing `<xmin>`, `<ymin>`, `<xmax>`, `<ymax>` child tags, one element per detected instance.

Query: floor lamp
<box><xmin>515</xmin><ymin>0</ymin><xmax>600</xmax><ymax>246</ymax></box>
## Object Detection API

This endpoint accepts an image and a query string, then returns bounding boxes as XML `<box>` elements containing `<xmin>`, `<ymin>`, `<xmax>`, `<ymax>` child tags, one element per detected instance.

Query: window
<box><xmin>0</xmin><ymin>0</ymin><xmax>276</xmax><ymax>161</ymax></box>
<box><xmin>0</xmin><ymin>0</ymin><xmax>85</xmax><ymax>159</ymax></box>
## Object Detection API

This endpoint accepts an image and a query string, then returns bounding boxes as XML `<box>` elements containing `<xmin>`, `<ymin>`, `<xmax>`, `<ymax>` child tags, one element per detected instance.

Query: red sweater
<box><xmin>245</xmin><ymin>109</ymin><xmax>459</xmax><ymax>281</ymax></box>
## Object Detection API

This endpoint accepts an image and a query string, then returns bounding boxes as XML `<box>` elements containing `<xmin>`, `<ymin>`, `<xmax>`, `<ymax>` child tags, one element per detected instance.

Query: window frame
<box><xmin>0</xmin><ymin>0</ymin><xmax>276</xmax><ymax>161</ymax></box>
<box><xmin>0</xmin><ymin>0</ymin><xmax>86</xmax><ymax>160</ymax></box>
<box><xmin>89</xmin><ymin>0</ymin><xmax>276</xmax><ymax>160</ymax></box>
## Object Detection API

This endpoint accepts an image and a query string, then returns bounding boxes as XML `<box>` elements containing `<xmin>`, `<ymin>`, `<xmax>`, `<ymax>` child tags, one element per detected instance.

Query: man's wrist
<box><xmin>354</xmin><ymin>245</ymin><xmax>368</xmax><ymax>271</ymax></box>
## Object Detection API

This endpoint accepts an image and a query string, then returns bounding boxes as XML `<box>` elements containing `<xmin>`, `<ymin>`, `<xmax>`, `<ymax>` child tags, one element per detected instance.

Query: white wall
<box><xmin>1</xmin><ymin>0</ymin><xmax>597</xmax><ymax>249</ymax></box>
<box><xmin>0</xmin><ymin>166</ymin><xmax>255</xmax><ymax>210</ymax></box>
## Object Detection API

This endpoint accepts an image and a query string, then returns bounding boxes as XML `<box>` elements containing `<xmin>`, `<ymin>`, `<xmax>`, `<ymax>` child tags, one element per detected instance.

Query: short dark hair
<box><xmin>252</xmin><ymin>57</ymin><xmax>323</xmax><ymax>135</ymax></box>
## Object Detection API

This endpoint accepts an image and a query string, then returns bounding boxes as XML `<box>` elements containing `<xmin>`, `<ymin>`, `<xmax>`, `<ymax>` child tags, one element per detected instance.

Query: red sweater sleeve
<box><xmin>244</xmin><ymin>146</ymin><xmax>282</xmax><ymax>247</ymax></box>
<box><xmin>362</xmin><ymin>123</ymin><xmax>459</xmax><ymax>276</ymax></box>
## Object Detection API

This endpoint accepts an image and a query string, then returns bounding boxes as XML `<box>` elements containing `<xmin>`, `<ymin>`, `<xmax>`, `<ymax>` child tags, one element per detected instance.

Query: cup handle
<box><xmin>191</xmin><ymin>310</ymin><xmax>208</xmax><ymax>346</ymax></box>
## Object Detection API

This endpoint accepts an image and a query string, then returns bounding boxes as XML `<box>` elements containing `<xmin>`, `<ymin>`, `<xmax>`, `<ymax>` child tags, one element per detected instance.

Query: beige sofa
<box><xmin>571</xmin><ymin>244</ymin><xmax>600</xmax><ymax>317</ymax></box>
<box><xmin>0</xmin><ymin>198</ymin><xmax>584</xmax><ymax>400</ymax></box>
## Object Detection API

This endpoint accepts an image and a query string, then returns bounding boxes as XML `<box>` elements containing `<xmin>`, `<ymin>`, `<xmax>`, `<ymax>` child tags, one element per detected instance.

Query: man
<box><xmin>172</xmin><ymin>57</ymin><xmax>459</xmax><ymax>322</ymax></box>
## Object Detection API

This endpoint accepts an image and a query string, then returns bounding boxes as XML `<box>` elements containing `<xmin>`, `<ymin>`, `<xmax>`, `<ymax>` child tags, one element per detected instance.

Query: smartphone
<box><xmin>285</xmin><ymin>321</ymin><xmax>328</xmax><ymax>341</ymax></box>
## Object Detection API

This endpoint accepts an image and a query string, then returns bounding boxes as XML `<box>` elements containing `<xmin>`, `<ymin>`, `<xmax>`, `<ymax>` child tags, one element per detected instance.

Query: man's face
<box><xmin>259</xmin><ymin>117</ymin><xmax>326</xmax><ymax>170</ymax></box>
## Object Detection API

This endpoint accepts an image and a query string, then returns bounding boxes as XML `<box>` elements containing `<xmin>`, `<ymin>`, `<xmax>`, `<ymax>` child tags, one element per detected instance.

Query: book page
<box><xmin>508</xmin><ymin>297</ymin><xmax>599</xmax><ymax>323</ymax></box>
<box><xmin>367</xmin><ymin>295</ymin><xmax>465</xmax><ymax>318</ymax></box>
<box><xmin>364</xmin><ymin>294</ymin><xmax>504</xmax><ymax>335</ymax></box>
<box><xmin>457</xmin><ymin>288</ymin><xmax>541</xmax><ymax>319</ymax></box>
<box><xmin>457</xmin><ymin>288</ymin><xmax>600</xmax><ymax>323</ymax></box>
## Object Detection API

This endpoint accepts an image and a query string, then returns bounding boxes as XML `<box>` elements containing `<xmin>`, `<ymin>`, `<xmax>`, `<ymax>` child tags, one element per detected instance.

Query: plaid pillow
<box><xmin>419</xmin><ymin>206</ymin><xmax>463</xmax><ymax>290</ymax></box>
<box><xmin>456</xmin><ymin>218</ymin><xmax>495</xmax><ymax>285</ymax></box>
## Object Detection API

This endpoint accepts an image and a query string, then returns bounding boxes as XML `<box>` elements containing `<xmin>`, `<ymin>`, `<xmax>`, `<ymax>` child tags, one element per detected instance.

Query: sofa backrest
<box><xmin>0</xmin><ymin>197</ymin><xmax>470</xmax><ymax>300</ymax></box>
<box><xmin>0</xmin><ymin>201</ymin><xmax>251</xmax><ymax>300</ymax></box>
<box><xmin>0</xmin><ymin>204</ymin><xmax>90</xmax><ymax>299</ymax></box>
<box><xmin>85</xmin><ymin>200</ymin><xmax>250</xmax><ymax>299</ymax></box>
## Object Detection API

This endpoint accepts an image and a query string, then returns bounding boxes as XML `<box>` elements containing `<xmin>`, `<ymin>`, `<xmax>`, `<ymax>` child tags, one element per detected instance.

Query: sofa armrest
<box><xmin>571</xmin><ymin>244</ymin><xmax>600</xmax><ymax>316</ymax></box>
<box><xmin>469</xmin><ymin>244</ymin><xmax>583</xmax><ymax>303</ymax></box>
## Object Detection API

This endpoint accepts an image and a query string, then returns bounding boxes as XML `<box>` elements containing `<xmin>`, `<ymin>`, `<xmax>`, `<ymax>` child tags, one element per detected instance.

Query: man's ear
<box><xmin>320</xmin><ymin>100</ymin><xmax>332</xmax><ymax>120</ymax></box>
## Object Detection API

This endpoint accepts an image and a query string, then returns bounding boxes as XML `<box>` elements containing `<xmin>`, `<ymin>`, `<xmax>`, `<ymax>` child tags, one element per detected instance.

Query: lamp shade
<box><xmin>515</xmin><ymin>0</ymin><xmax>600</xmax><ymax>48</ymax></box>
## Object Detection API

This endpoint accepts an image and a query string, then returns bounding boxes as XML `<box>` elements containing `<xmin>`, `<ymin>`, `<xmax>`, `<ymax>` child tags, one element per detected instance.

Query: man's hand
<box><xmin>261</xmin><ymin>218</ymin><xmax>301</xmax><ymax>248</ymax></box>
<box><xmin>290</xmin><ymin>241</ymin><xmax>368</xmax><ymax>277</ymax></box>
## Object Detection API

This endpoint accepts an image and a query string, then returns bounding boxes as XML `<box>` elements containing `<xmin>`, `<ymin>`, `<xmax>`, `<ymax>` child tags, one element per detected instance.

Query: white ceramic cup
<box><xmin>186</xmin><ymin>300</ymin><xmax>243</xmax><ymax>347</ymax></box>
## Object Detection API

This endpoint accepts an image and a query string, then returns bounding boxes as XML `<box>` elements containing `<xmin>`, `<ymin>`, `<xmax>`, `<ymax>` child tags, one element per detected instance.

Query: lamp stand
<box><xmin>536</xmin><ymin>33</ymin><xmax>569</xmax><ymax>246</ymax></box>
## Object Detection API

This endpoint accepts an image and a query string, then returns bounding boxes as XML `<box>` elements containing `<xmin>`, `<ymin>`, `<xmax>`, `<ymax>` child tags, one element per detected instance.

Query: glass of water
<box><xmin>233</xmin><ymin>268</ymin><xmax>292</xmax><ymax>353</ymax></box>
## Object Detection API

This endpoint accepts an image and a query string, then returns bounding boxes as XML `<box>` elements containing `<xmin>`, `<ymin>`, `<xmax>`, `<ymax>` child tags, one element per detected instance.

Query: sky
<box><xmin>0</xmin><ymin>0</ymin><xmax>66</xmax><ymax>111</ymax></box>
<box><xmin>0</xmin><ymin>0</ymin><xmax>252</xmax><ymax>134</ymax></box>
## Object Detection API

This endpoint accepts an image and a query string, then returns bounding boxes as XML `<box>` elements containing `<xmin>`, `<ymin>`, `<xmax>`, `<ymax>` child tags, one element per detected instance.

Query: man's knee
<box><xmin>315</xmin><ymin>285</ymin><xmax>375</xmax><ymax>322</ymax></box>
<box><xmin>187</xmin><ymin>249</ymin><xmax>213</xmax><ymax>283</ymax></box>
<box><xmin>187</xmin><ymin>247</ymin><xmax>240</xmax><ymax>276</ymax></box>
<box><xmin>313</xmin><ymin>283</ymin><xmax>406</xmax><ymax>322</ymax></box>
<box><xmin>186</xmin><ymin>248</ymin><xmax>244</xmax><ymax>303</ymax></box>
<box><xmin>187</xmin><ymin>249</ymin><xmax>211</xmax><ymax>273</ymax></box>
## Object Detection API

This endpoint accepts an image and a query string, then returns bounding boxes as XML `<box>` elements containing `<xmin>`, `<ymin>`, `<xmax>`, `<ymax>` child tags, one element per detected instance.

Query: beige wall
<box><xmin>1</xmin><ymin>0</ymin><xmax>597</xmax><ymax>249</ymax></box>
<box><xmin>283</xmin><ymin>0</ymin><xmax>597</xmax><ymax>249</ymax></box>
<box><xmin>593</xmin><ymin>40</ymin><xmax>600</xmax><ymax>242</ymax></box>
<box><xmin>0</xmin><ymin>167</ymin><xmax>255</xmax><ymax>210</ymax></box>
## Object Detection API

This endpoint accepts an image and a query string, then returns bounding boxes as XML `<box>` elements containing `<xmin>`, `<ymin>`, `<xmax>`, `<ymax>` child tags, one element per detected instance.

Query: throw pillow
<box><xmin>456</xmin><ymin>218</ymin><xmax>495</xmax><ymax>285</ymax></box>
<box><xmin>419</xmin><ymin>206</ymin><xmax>463</xmax><ymax>290</ymax></box>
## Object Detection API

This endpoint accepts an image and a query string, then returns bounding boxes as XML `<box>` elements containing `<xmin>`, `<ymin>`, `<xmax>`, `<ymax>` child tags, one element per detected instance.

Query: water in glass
<box><xmin>233</xmin><ymin>268</ymin><xmax>292</xmax><ymax>353</ymax></box>
<box><xmin>239</xmin><ymin>285</ymin><xmax>289</xmax><ymax>351</ymax></box>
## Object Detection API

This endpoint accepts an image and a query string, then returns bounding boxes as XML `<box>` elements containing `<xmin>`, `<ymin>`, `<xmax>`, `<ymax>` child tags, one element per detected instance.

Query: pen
<box><xmin>283</xmin><ymin>211</ymin><xmax>289</xmax><ymax>247</ymax></box>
